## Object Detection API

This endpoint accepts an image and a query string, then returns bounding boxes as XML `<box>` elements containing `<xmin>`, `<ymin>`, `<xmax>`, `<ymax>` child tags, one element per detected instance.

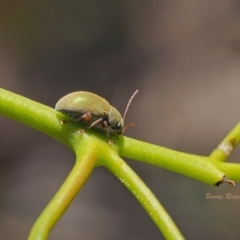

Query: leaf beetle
<box><xmin>55</xmin><ymin>90</ymin><xmax>139</xmax><ymax>141</ymax></box>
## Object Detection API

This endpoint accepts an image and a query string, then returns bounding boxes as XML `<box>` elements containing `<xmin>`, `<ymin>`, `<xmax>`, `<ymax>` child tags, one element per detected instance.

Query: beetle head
<box><xmin>109</xmin><ymin>90</ymin><xmax>139</xmax><ymax>135</ymax></box>
<box><xmin>108</xmin><ymin>107</ymin><xmax>124</xmax><ymax>134</ymax></box>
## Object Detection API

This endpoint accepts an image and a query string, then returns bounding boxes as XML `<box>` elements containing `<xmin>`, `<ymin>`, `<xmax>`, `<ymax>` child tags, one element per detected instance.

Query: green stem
<box><xmin>118</xmin><ymin>137</ymin><xmax>224</xmax><ymax>185</ymax></box>
<box><xmin>0</xmin><ymin>88</ymin><xmax>75</xmax><ymax>150</ymax></box>
<box><xmin>28</xmin><ymin>139</ymin><xmax>97</xmax><ymax>240</ymax></box>
<box><xmin>215</xmin><ymin>162</ymin><xmax>240</xmax><ymax>181</ymax></box>
<box><xmin>101</xmin><ymin>151</ymin><xmax>185</xmax><ymax>240</ymax></box>
<box><xmin>210</xmin><ymin>122</ymin><xmax>240</xmax><ymax>161</ymax></box>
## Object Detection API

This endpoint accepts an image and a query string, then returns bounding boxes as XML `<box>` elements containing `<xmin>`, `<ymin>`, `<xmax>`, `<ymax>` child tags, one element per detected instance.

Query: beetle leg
<box><xmin>78</xmin><ymin>117</ymin><xmax>103</xmax><ymax>136</ymax></box>
<box><xmin>87</xmin><ymin>117</ymin><xmax>103</xmax><ymax>129</ymax></box>
<box><xmin>87</xmin><ymin>119</ymin><xmax>112</xmax><ymax>143</ymax></box>
<box><xmin>61</xmin><ymin>112</ymin><xmax>91</xmax><ymax>124</ymax></box>
<box><xmin>80</xmin><ymin>112</ymin><xmax>91</xmax><ymax>123</ymax></box>
<box><xmin>101</xmin><ymin>120</ymin><xmax>109</xmax><ymax>140</ymax></box>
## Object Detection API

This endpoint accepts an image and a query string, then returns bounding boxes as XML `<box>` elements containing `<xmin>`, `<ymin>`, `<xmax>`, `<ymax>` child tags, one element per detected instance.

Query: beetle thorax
<box><xmin>108</xmin><ymin>106</ymin><xmax>124</xmax><ymax>133</ymax></box>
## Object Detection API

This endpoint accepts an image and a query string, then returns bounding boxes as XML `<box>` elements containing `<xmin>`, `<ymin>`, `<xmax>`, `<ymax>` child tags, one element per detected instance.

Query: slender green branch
<box><xmin>101</xmin><ymin>152</ymin><xmax>185</xmax><ymax>240</ymax></box>
<box><xmin>214</xmin><ymin>162</ymin><xmax>240</xmax><ymax>181</ymax></box>
<box><xmin>0</xmin><ymin>88</ymin><xmax>73</xmax><ymax>149</ymax></box>
<box><xmin>210</xmin><ymin>122</ymin><xmax>240</xmax><ymax>161</ymax></box>
<box><xmin>28</xmin><ymin>138</ymin><xmax>97</xmax><ymax>240</ymax></box>
<box><xmin>118</xmin><ymin>137</ymin><xmax>225</xmax><ymax>185</ymax></box>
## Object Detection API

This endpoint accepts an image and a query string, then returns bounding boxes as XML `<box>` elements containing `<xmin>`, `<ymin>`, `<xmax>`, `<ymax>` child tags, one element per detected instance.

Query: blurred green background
<box><xmin>1</xmin><ymin>1</ymin><xmax>240</xmax><ymax>239</ymax></box>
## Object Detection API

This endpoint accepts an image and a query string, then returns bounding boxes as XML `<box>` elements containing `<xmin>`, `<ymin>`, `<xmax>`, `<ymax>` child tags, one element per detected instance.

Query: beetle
<box><xmin>55</xmin><ymin>90</ymin><xmax>139</xmax><ymax>141</ymax></box>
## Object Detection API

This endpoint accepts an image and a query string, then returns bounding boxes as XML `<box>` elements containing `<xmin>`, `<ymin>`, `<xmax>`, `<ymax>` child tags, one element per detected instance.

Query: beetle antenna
<box><xmin>123</xmin><ymin>90</ymin><xmax>139</xmax><ymax>123</ymax></box>
<box><xmin>122</xmin><ymin>122</ymin><xmax>137</xmax><ymax>133</ymax></box>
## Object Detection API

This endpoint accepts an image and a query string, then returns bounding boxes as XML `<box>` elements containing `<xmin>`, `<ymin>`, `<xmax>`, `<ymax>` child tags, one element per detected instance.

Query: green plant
<box><xmin>0</xmin><ymin>87</ymin><xmax>239</xmax><ymax>240</ymax></box>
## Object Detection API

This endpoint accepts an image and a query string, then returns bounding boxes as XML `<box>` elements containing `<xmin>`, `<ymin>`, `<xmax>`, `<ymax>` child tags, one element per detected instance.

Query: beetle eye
<box><xmin>116</xmin><ymin>122</ymin><xmax>122</xmax><ymax>130</ymax></box>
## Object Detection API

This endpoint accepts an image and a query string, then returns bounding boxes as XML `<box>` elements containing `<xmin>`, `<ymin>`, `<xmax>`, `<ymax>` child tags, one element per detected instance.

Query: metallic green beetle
<box><xmin>55</xmin><ymin>90</ymin><xmax>138</xmax><ymax>140</ymax></box>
